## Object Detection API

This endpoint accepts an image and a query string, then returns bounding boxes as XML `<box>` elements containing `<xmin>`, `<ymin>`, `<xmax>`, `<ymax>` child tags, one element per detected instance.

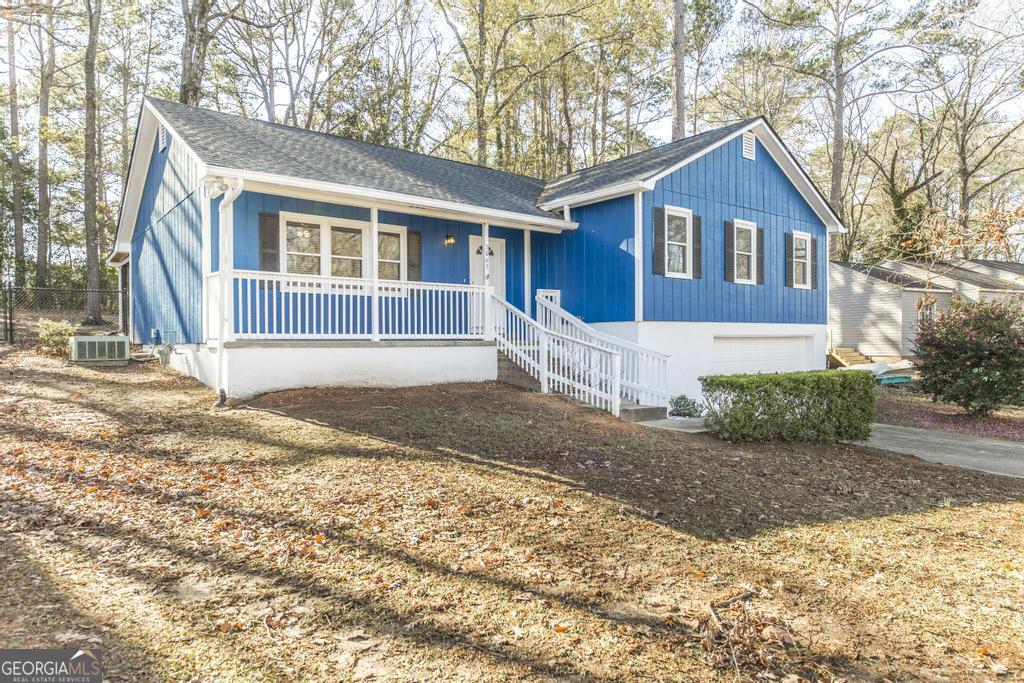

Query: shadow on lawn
<box><xmin>0</xmin><ymin>532</ymin><xmax>163</xmax><ymax>681</ymax></box>
<box><xmin>245</xmin><ymin>382</ymin><xmax>1024</xmax><ymax>542</ymax></box>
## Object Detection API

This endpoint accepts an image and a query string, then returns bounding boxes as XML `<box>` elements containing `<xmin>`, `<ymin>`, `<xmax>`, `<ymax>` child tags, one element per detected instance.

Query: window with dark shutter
<box><xmin>407</xmin><ymin>231</ymin><xmax>422</xmax><ymax>281</ymax></box>
<box><xmin>724</xmin><ymin>220</ymin><xmax>735</xmax><ymax>282</ymax></box>
<box><xmin>757</xmin><ymin>228</ymin><xmax>765</xmax><ymax>285</ymax></box>
<box><xmin>692</xmin><ymin>216</ymin><xmax>702</xmax><ymax>279</ymax></box>
<box><xmin>785</xmin><ymin>232</ymin><xmax>794</xmax><ymax>287</ymax></box>
<box><xmin>811</xmin><ymin>237</ymin><xmax>819</xmax><ymax>289</ymax></box>
<box><xmin>653</xmin><ymin>207</ymin><xmax>666</xmax><ymax>276</ymax></box>
<box><xmin>259</xmin><ymin>212</ymin><xmax>280</xmax><ymax>271</ymax></box>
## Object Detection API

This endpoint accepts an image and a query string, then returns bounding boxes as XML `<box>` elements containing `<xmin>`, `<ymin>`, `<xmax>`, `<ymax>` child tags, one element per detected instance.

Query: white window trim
<box><xmin>792</xmin><ymin>230</ymin><xmax>811</xmax><ymax>290</ymax></box>
<box><xmin>278</xmin><ymin>210</ymin><xmax>407</xmax><ymax>281</ymax></box>
<box><xmin>733</xmin><ymin>219</ymin><xmax>757</xmax><ymax>286</ymax></box>
<box><xmin>663</xmin><ymin>204</ymin><xmax>693</xmax><ymax>280</ymax></box>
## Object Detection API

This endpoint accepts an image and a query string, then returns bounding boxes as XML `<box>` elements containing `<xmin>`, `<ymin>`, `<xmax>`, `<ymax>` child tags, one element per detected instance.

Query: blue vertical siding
<box><xmin>531</xmin><ymin>193</ymin><xmax>635</xmax><ymax>322</ymax></box>
<box><xmin>130</xmin><ymin>132</ymin><xmax>203</xmax><ymax>344</ymax></box>
<box><xmin>231</xmin><ymin>191</ymin><xmax>526</xmax><ymax>311</ymax></box>
<box><xmin>642</xmin><ymin>136</ymin><xmax>827</xmax><ymax>324</ymax></box>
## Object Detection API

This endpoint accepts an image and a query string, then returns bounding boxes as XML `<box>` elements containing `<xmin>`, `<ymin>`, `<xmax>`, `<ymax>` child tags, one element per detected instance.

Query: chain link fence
<box><xmin>0</xmin><ymin>286</ymin><xmax>129</xmax><ymax>346</ymax></box>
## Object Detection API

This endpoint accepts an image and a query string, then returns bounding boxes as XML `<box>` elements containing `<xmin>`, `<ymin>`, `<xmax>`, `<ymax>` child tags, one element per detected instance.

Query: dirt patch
<box><xmin>2</xmin><ymin>349</ymin><xmax>1023</xmax><ymax>681</ymax></box>
<box><xmin>875</xmin><ymin>386</ymin><xmax>1024</xmax><ymax>441</ymax></box>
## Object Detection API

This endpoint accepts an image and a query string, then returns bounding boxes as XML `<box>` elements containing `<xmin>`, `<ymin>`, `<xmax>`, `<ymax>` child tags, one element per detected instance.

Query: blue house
<box><xmin>109</xmin><ymin>98</ymin><xmax>843</xmax><ymax>415</ymax></box>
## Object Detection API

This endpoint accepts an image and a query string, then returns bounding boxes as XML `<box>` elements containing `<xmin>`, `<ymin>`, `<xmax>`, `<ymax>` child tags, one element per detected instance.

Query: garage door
<box><xmin>711</xmin><ymin>336</ymin><xmax>811</xmax><ymax>376</ymax></box>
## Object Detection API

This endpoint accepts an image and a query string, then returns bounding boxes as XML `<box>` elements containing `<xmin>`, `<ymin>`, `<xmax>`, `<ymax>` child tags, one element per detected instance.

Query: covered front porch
<box><xmin>202</xmin><ymin>175</ymin><xmax>575</xmax><ymax>345</ymax></box>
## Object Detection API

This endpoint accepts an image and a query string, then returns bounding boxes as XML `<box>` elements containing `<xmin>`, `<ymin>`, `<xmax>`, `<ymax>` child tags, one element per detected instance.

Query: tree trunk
<box><xmin>35</xmin><ymin>6</ymin><xmax>55</xmax><ymax>288</ymax></box>
<box><xmin>829</xmin><ymin>45</ymin><xmax>845</xmax><ymax>219</ymax></box>
<box><xmin>179</xmin><ymin>0</ymin><xmax>212</xmax><ymax>105</ymax></box>
<box><xmin>6</xmin><ymin>17</ymin><xmax>25</xmax><ymax>287</ymax></box>
<box><xmin>473</xmin><ymin>0</ymin><xmax>487</xmax><ymax>166</ymax></box>
<box><xmin>83</xmin><ymin>0</ymin><xmax>103</xmax><ymax>323</ymax></box>
<box><xmin>671</xmin><ymin>0</ymin><xmax>686</xmax><ymax>141</ymax></box>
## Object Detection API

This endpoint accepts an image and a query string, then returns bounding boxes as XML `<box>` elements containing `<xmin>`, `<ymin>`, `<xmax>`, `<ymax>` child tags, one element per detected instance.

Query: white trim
<box><xmin>647</xmin><ymin>119</ymin><xmax>845</xmax><ymax>234</ymax></box>
<box><xmin>206</xmin><ymin>166</ymin><xmax>577</xmax><ymax>232</ymax></box>
<box><xmin>633</xmin><ymin>191</ymin><xmax>644</xmax><ymax>322</ymax></box>
<box><xmin>733</xmin><ymin>219</ymin><xmax>757</xmax><ymax>286</ymax></box>
<box><xmin>663</xmin><ymin>204</ymin><xmax>694</xmax><ymax>280</ymax></box>
<box><xmin>538</xmin><ymin>180</ymin><xmax>654</xmax><ymax>212</ymax></box>
<box><xmin>791</xmin><ymin>230</ymin><xmax>811</xmax><ymax>289</ymax></box>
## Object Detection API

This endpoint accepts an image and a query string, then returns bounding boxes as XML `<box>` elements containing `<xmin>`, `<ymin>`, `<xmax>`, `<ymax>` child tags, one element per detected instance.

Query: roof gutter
<box><xmin>205</xmin><ymin>166</ymin><xmax>578</xmax><ymax>232</ymax></box>
<box><xmin>537</xmin><ymin>180</ymin><xmax>654</xmax><ymax>212</ymax></box>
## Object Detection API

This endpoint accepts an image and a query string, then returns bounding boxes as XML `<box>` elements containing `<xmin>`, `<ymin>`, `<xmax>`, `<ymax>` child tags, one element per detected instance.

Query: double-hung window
<box><xmin>280</xmin><ymin>212</ymin><xmax>406</xmax><ymax>280</ymax></box>
<box><xmin>791</xmin><ymin>231</ymin><xmax>811</xmax><ymax>289</ymax></box>
<box><xmin>664</xmin><ymin>206</ymin><xmax>693</xmax><ymax>278</ymax></box>
<box><xmin>733</xmin><ymin>220</ymin><xmax>757</xmax><ymax>285</ymax></box>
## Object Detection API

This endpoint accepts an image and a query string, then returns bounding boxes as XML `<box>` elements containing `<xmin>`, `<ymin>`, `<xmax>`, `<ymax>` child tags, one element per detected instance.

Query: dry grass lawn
<box><xmin>2</xmin><ymin>348</ymin><xmax>1023</xmax><ymax>681</ymax></box>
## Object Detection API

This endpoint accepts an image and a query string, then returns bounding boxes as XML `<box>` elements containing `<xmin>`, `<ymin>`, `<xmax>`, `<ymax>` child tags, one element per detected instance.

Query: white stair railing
<box><xmin>534</xmin><ymin>294</ymin><xmax>670</xmax><ymax>407</ymax></box>
<box><xmin>494</xmin><ymin>297</ymin><xmax>622</xmax><ymax>417</ymax></box>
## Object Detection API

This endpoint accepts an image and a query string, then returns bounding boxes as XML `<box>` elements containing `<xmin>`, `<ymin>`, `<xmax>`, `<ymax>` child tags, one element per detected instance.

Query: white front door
<box><xmin>469</xmin><ymin>235</ymin><xmax>506</xmax><ymax>299</ymax></box>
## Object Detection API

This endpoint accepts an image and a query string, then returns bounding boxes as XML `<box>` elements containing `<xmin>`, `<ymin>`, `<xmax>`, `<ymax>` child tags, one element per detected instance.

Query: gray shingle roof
<box><xmin>538</xmin><ymin>120</ymin><xmax>755</xmax><ymax>206</ymax></box>
<box><xmin>835</xmin><ymin>262</ymin><xmax>949</xmax><ymax>290</ymax></box>
<box><xmin>149</xmin><ymin>98</ymin><xmax>554</xmax><ymax>219</ymax></box>
<box><xmin>972</xmin><ymin>259</ymin><xmax>1024</xmax><ymax>276</ymax></box>
<box><xmin>932</xmin><ymin>263</ymin><xmax>1024</xmax><ymax>290</ymax></box>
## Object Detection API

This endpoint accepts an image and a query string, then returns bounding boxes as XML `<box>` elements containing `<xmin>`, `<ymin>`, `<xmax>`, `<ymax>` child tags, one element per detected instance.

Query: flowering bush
<box><xmin>913</xmin><ymin>296</ymin><xmax>1024</xmax><ymax>416</ymax></box>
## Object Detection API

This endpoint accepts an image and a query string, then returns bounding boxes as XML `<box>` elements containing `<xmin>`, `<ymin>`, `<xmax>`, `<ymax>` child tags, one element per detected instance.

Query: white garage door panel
<box><xmin>711</xmin><ymin>336</ymin><xmax>810</xmax><ymax>375</ymax></box>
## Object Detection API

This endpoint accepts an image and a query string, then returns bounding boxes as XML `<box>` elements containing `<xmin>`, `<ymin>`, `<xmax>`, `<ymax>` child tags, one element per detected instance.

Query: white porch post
<box><xmin>215</xmin><ymin>178</ymin><xmax>242</xmax><ymax>398</ymax></box>
<box><xmin>482</xmin><ymin>222</ymin><xmax>494</xmax><ymax>340</ymax></box>
<box><xmin>370</xmin><ymin>206</ymin><xmax>380</xmax><ymax>341</ymax></box>
<box><xmin>523</xmin><ymin>229</ymin><xmax>531</xmax><ymax>318</ymax></box>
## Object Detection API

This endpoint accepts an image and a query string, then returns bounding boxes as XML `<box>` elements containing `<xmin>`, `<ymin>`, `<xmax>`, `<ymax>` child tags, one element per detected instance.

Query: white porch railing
<box><xmin>534</xmin><ymin>293</ymin><xmax>670</xmax><ymax>407</ymax></box>
<box><xmin>209</xmin><ymin>269</ymin><xmax>492</xmax><ymax>341</ymax></box>
<box><xmin>494</xmin><ymin>297</ymin><xmax>622</xmax><ymax>416</ymax></box>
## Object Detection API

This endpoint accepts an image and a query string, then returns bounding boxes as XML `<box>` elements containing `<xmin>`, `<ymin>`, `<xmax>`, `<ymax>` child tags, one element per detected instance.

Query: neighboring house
<box><xmin>108</xmin><ymin>98</ymin><xmax>844</xmax><ymax>413</ymax></box>
<box><xmin>829</xmin><ymin>259</ymin><xmax>1024</xmax><ymax>359</ymax></box>
<box><xmin>961</xmin><ymin>258</ymin><xmax>1024</xmax><ymax>286</ymax></box>
<box><xmin>829</xmin><ymin>262</ymin><xmax>953</xmax><ymax>358</ymax></box>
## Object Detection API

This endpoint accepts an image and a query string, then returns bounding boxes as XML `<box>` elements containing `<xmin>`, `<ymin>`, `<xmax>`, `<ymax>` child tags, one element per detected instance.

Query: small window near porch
<box><xmin>331</xmin><ymin>226</ymin><xmax>363</xmax><ymax>277</ymax></box>
<box><xmin>792</xmin><ymin>231</ymin><xmax>811</xmax><ymax>289</ymax></box>
<box><xmin>734</xmin><ymin>220</ymin><xmax>756</xmax><ymax>284</ymax></box>
<box><xmin>285</xmin><ymin>221</ymin><xmax>322</xmax><ymax>275</ymax></box>
<box><xmin>378</xmin><ymin>232</ymin><xmax>402</xmax><ymax>280</ymax></box>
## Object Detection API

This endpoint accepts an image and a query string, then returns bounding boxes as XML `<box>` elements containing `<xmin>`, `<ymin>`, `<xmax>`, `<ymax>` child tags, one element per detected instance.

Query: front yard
<box><xmin>2</xmin><ymin>349</ymin><xmax>1023</xmax><ymax>681</ymax></box>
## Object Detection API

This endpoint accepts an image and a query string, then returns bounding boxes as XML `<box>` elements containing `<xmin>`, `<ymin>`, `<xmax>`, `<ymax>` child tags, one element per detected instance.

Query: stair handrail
<box><xmin>534</xmin><ymin>295</ymin><xmax>670</xmax><ymax>407</ymax></box>
<box><xmin>494</xmin><ymin>296</ymin><xmax>622</xmax><ymax>416</ymax></box>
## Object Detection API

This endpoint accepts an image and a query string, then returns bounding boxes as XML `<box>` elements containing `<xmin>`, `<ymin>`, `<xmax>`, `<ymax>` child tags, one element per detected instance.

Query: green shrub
<box><xmin>913</xmin><ymin>297</ymin><xmax>1024</xmax><ymax>416</ymax></box>
<box><xmin>700</xmin><ymin>370</ymin><xmax>875</xmax><ymax>442</ymax></box>
<box><xmin>669</xmin><ymin>394</ymin><xmax>704</xmax><ymax>417</ymax></box>
<box><xmin>37</xmin><ymin>318</ymin><xmax>80</xmax><ymax>357</ymax></box>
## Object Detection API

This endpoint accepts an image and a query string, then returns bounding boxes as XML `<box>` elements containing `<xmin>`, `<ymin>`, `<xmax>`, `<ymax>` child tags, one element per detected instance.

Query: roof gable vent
<box><xmin>158</xmin><ymin>124</ymin><xmax>167</xmax><ymax>152</ymax></box>
<box><xmin>742</xmin><ymin>131</ymin><xmax>755</xmax><ymax>160</ymax></box>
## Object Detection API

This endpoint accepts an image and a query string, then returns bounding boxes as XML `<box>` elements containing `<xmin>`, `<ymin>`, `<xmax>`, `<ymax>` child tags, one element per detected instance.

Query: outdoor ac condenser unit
<box><xmin>69</xmin><ymin>335</ymin><xmax>130</xmax><ymax>363</ymax></box>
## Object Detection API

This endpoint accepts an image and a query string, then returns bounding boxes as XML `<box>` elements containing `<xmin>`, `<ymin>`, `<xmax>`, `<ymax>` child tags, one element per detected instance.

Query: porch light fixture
<box><xmin>444</xmin><ymin>233</ymin><xmax>456</xmax><ymax>246</ymax></box>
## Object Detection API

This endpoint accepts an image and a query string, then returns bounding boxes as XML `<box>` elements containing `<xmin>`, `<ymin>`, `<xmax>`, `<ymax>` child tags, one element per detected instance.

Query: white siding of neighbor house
<box><xmin>900</xmin><ymin>289</ymin><xmax>952</xmax><ymax>356</ymax></box>
<box><xmin>828</xmin><ymin>266</ymin><xmax>903</xmax><ymax>357</ymax></box>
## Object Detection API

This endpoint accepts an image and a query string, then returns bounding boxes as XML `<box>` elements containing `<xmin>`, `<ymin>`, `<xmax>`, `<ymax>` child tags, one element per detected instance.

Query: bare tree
<box><xmin>5</xmin><ymin>12</ymin><xmax>25</xmax><ymax>286</ymax></box>
<box><xmin>83</xmin><ymin>0</ymin><xmax>102</xmax><ymax>321</ymax></box>
<box><xmin>671</xmin><ymin>0</ymin><xmax>685</xmax><ymax>140</ymax></box>
<box><xmin>179</xmin><ymin>0</ymin><xmax>245</xmax><ymax>105</ymax></box>
<box><xmin>34</xmin><ymin>0</ymin><xmax>55</xmax><ymax>286</ymax></box>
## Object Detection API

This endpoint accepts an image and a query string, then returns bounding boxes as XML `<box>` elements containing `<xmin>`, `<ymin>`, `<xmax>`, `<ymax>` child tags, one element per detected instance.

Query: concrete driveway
<box><xmin>864</xmin><ymin>423</ymin><xmax>1024</xmax><ymax>478</ymax></box>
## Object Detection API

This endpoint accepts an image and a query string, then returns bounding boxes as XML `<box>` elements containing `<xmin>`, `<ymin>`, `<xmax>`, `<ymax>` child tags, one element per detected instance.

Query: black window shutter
<box><xmin>724</xmin><ymin>220</ymin><xmax>735</xmax><ymax>282</ymax></box>
<box><xmin>785</xmin><ymin>232</ymin><xmax>794</xmax><ymax>288</ymax></box>
<box><xmin>811</xmin><ymin>236</ymin><xmax>819</xmax><ymax>289</ymax></box>
<box><xmin>652</xmin><ymin>206</ymin><xmax>666</xmax><ymax>276</ymax></box>
<box><xmin>692</xmin><ymin>215</ymin><xmax>702</xmax><ymax>279</ymax></box>
<box><xmin>757</xmin><ymin>228</ymin><xmax>765</xmax><ymax>285</ymax></box>
<box><xmin>408</xmin><ymin>230</ymin><xmax>422</xmax><ymax>281</ymax></box>
<box><xmin>259</xmin><ymin>212</ymin><xmax>280</xmax><ymax>271</ymax></box>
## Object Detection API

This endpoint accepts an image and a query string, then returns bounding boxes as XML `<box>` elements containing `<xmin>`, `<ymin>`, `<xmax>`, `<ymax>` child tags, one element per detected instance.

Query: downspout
<box><xmin>215</xmin><ymin>177</ymin><xmax>244</xmax><ymax>403</ymax></box>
